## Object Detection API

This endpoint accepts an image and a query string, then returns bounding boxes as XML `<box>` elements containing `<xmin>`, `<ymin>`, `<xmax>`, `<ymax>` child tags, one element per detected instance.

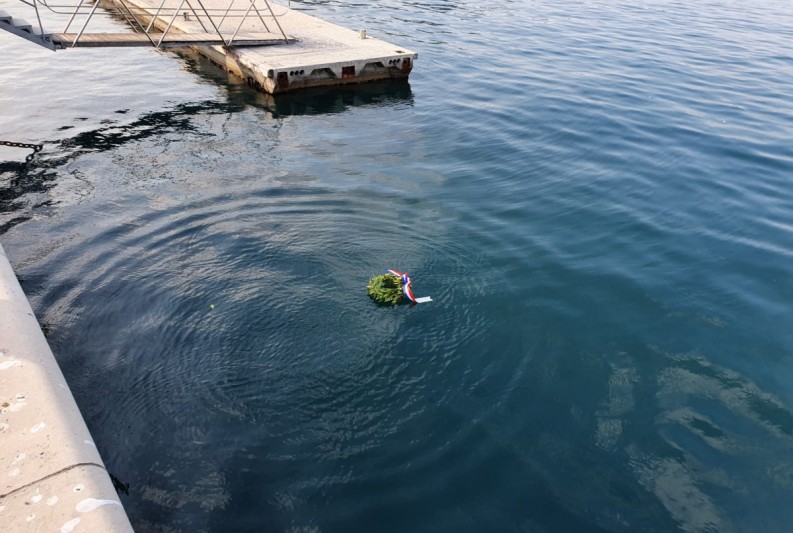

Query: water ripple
<box><xmin>3</xmin><ymin>0</ymin><xmax>793</xmax><ymax>531</ymax></box>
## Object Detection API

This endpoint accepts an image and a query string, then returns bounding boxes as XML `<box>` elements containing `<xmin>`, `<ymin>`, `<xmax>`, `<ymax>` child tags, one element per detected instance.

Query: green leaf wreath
<box><xmin>367</xmin><ymin>273</ymin><xmax>405</xmax><ymax>305</ymax></box>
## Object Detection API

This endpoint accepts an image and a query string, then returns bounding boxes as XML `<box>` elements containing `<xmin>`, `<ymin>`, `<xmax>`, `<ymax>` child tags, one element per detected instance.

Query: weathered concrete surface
<box><xmin>0</xmin><ymin>242</ymin><xmax>132</xmax><ymax>532</ymax></box>
<box><xmin>125</xmin><ymin>0</ymin><xmax>417</xmax><ymax>93</ymax></box>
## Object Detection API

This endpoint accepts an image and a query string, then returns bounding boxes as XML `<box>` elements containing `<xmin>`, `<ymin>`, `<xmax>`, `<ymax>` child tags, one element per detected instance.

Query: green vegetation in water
<box><xmin>367</xmin><ymin>273</ymin><xmax>404</xmax><ymax>305</ymax></box>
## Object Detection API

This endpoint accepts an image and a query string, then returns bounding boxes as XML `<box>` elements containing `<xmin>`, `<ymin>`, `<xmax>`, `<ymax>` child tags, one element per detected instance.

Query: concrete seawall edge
<box><xmin>0</xmin><ymin>242</ymin><xmax>133</xmax><ymax>532</ymax></box>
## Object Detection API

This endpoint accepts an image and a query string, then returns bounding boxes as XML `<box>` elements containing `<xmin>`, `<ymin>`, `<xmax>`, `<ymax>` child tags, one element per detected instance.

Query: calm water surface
<box><xmin>2</xmin><ymin>0</ymin><xmax>793</xmax><ymax>531</ymax></box>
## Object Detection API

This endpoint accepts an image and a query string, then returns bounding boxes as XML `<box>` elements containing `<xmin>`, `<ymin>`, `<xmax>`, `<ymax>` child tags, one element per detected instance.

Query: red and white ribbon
<box><xmin>387</xmin><ymin>269</ymin><xmax>432</xmax><ymax>304</ymax></box>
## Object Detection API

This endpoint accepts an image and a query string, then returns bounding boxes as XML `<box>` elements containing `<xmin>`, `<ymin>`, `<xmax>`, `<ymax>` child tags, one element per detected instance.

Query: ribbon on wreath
<box><xmin>387</xmin><ymin>269</ymin><xmax>432</xmax><ymax>304</ymax></box>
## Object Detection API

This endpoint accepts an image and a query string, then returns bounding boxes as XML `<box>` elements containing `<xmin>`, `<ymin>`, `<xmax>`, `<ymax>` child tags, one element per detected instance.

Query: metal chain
<box><xmin>0</xmin><ymin>140</ymin><xmax>44</xmax><ymax>163</ymax></box>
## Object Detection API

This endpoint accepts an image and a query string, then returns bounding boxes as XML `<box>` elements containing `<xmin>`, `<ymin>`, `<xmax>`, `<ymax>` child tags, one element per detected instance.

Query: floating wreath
<box><xmin>367</xmin><ymin>269</ymin><xmax>432</xmax><ymax>305</ymax></box>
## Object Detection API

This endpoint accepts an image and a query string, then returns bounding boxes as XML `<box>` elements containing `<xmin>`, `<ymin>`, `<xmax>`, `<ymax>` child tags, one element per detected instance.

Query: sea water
<box><xmin>2</xmin><ymin>0</ymin><xmax>793</xmax><ymax>530</ymax></box>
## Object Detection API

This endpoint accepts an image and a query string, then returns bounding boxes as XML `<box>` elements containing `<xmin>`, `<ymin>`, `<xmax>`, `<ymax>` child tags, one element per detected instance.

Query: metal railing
<box><xmin>5</xmin><ymin>0</ymin><xmax>292</xmax><ymax>48</ymax></box>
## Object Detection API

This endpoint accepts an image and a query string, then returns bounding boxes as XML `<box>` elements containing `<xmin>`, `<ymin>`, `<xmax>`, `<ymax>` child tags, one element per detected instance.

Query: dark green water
<box><xmin>2</xmin><ymin>0</ymin><xmax>793</xmax><ymax>531</ymax></box>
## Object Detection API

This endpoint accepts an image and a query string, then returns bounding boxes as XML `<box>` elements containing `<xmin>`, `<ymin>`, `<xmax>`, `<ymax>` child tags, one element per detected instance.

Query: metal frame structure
<box><xmin>0</xmin><ymin>0</ymin><xmax>292</xmax><ymax>50</ymax></box>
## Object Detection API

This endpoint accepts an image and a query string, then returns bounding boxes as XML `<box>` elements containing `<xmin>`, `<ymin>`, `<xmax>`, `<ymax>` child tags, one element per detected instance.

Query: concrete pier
<box><xmin>124</xmin><ymin>0</ymin><xmax>417</xmax><ymax>93</ymax></box>
<box><xmin>0</xmin><ymin>243</ymin><xmax>133</xmax><ymax>532</ymax></box>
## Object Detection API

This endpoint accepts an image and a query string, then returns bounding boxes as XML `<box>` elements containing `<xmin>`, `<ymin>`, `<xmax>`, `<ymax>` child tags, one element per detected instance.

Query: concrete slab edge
<box><xmin>0</xmin><ymin>242</ymin><xmax>133</xmax><ymax>532</ymax></box>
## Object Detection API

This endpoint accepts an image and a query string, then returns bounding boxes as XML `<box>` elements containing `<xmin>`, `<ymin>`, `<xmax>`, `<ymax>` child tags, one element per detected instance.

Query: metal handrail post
<box><xmin>184</xmin><ymin>0</ymin><xmax>209</xmax><ymax>32</ymax></box>
<box><xmin>116</xmin><ymin>0</ymin><xmax>147</xmax><ymax>32</ymax></box>
<box><xmin>62</xmin><ymin>0</ymin><xmax>87</xmax><ymax>32</ymax></box>
<box><xmin>249</xmin><ymin>0</ymin><xmax>270</xmax><ymax>33</ymax></box>
<box><xmin>145</xmin><ymin>0</ymin><xmax>170</xmax><ymax>32</ymax></box>
<box><xmin>110</xmin><ymin>0</ymin><xmax>139</xmax><ymax>31</ymax></box>
<box><xmin>228</xmin><ymin>0</ymin><xmax>256</xmax><ymax>45</ymax></box>
<box><xmin>116</xmin><ymin>0</ymin><xmax>157</xmax><ymax>45</ymax></box>
<box><xmin>156</xmin><ymin>0</ymin><xmax>186</xmax><ymax>46</ymax></box>
<box><xmin>262</xmin><ymin>0</ymin><xmax>287</xmax><ymax>43</ymax></box>
<box><xmin>71</xmin><ymin>0</ymin><xmax>101</xmax><ymax>47</ymax></box>
<box><xmin>32</xmin><ymin>0</ymin><xmax>46</xmax><ymax>36</ymax></box>
<box><xmin>110</xmin><ymin>0</ymin><xmax>132</xmax><ymax>28</ymax></box>
<box><xmin>193</xmin><ymin>0</ymin><xmax>227</xmax><ymax>45</ymax></box>
<box><xmin>217</xmin><ymin>0</ymin><xmax>236</xmax><ymax>30</ymax></box>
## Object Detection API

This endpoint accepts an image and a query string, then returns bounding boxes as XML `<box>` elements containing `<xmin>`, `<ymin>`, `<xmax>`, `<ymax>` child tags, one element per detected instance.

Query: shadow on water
<box><xmin>0</xmin><ymin>100</ymin><xmax>225</xmax><ymax>234</ymax></box>
<box><xmin>0</xmin><ymin>161</ymin><xmax>52</xmax><ymax>234</ymax></box>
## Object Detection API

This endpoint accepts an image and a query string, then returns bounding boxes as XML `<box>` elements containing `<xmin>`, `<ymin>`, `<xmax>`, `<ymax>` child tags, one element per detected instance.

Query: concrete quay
<box><xmin>124</xmin><ymin>0</ymin><xmax>417</xmax><ymax>93</ymax></box>
<box><xmin>0</xmin><ymin>243</ymin><xmax>132</xmax><ymax>532</ymax></box>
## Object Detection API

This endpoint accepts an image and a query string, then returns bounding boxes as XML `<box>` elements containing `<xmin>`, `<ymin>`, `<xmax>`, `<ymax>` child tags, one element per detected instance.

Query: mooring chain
<box><xmin>0</xmin><ymin>140</ymin><xmax>44</xmax><ymax>162</ymax></box>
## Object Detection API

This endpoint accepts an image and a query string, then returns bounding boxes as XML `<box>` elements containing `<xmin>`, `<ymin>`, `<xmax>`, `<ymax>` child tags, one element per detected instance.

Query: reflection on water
<box><xmin>1</xmin><ymin>59</ymin><xmax>414</xmax><ymax>233</ymax></box>
<box><xmin>175</xmin><ymin>48</ymin><xmax>415</xmax><ymax>117</ymax></box>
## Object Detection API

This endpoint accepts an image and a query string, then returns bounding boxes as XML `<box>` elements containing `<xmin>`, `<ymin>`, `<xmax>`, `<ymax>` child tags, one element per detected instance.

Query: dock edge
<box><xmin>0</xmin><ymin>242</ymin><xmax>133</xmax><ymax>532</ymax></box>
